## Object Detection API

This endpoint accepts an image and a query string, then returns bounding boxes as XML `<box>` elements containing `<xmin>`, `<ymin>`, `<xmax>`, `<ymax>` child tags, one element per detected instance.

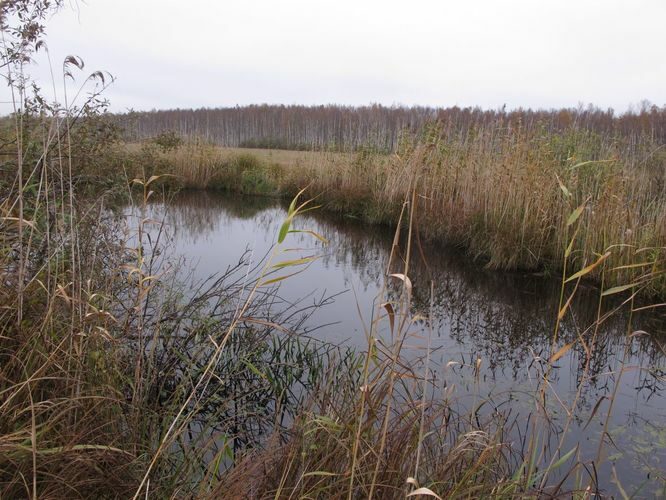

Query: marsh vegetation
<box><xmin>120</xmin><ymin>117</ymin><xmax>666</xmax><ymax>298</ymax></box>
<box><xmin>1</xmin><ymin>1</ymin><xmax>665</xmax><ymax>498</ymax></box>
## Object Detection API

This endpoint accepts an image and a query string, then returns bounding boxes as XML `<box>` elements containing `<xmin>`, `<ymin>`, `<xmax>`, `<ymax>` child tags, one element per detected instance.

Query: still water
<box><xmin>129</xmin><ymin>190</ymin><xmax>665</xmax><ymax>497</ymax></box>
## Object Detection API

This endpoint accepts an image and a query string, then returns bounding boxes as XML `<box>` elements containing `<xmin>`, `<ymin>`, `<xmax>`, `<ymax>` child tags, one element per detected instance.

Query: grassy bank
<box><xmin>116</xmin><ymin>125</ymin><xmax>666</xmax><ymax>298</ymax></box>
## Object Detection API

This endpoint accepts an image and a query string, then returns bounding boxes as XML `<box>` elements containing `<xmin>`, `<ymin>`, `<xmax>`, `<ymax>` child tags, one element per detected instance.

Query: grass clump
<box><xmin>119</xmin><ymin>140</ymin><xmax>285</xmax><ymax>195</ymax></box>
<box><xmin>211</xmin><ymin>152</ymin><xmax>279</xmax><ymax>194</ymax></box>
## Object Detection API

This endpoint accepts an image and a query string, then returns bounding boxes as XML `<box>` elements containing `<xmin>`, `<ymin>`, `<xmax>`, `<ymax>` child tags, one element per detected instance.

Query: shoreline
<box><xmin>107</xmin><ymin>139</ymin><xmax>665</xmax><ymax>301</ymax></box>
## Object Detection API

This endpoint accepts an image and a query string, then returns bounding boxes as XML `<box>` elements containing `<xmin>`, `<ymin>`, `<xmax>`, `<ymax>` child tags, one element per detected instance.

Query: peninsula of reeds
<box><xmin>116</xmin><ymin>104</ymin><xmax>666</xmax><ymax>298</ymax></box>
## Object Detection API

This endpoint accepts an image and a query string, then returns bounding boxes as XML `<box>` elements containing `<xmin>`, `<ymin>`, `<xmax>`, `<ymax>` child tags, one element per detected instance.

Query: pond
<box><xmin>126</xmin><ymin>190</ymin><xmax>665</xmax><ymax>497</ymax></box>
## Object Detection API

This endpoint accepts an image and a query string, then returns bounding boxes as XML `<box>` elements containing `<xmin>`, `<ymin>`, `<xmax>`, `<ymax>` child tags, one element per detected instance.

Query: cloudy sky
<box><xmin>25</xmin><ymin>0</ymin><xmax>666</xmax><ymax>112</ymax></box>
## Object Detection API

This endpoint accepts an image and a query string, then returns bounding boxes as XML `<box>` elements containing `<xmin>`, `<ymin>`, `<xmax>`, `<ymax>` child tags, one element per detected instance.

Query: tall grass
<box><xmin>291</xmin><ymin>124</ymin><xmax>665</xmax><ymax>297</ymax></box>
<box><xmin>117</xmin><ymin>140</ymin><xmax>346</xmax><ymax>195</ymax></box>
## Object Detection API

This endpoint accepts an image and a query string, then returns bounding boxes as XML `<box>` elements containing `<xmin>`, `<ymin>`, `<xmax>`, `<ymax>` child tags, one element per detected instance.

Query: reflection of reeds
<box><xmin>146</xmin><ymin>190</ymin><xmax>281</xmax><ymax>244</ymax></box>
<box><xmin>155</xmin><ymin>190</ymin><xmax>664</xmax><ymax>388</ymax></box>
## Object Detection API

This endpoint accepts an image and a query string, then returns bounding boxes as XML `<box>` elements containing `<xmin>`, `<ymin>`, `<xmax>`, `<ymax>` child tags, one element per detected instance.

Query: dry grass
<box><xmin>196</xmin><ymin>149</ymin><xmax>658</xmax><ymax>498</ymax></box>
<box><xmin>118</xmin><ymin>142</ymin><xmax>354</xmax><ymax>192</ymax></box>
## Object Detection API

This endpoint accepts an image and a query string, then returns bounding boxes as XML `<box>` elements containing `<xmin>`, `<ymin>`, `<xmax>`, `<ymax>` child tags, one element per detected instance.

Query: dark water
<box><xmin>129</xmin><ymin>190</ymin><xmax>665</xmax><ymax>497</ymax></box>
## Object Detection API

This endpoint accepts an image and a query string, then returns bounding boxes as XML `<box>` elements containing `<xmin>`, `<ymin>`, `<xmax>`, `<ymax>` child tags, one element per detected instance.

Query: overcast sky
<box><xmin>23</xmin><ymin>0</ymin><xmax>666</xmax><ymax>112</ymax></box>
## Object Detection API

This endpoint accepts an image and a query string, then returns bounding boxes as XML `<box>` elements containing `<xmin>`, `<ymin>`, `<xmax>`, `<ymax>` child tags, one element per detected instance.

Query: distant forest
<box><xmin>119</xmin><ymin>104</ymin><xmax>666</xmax><ymax>152</ymax></box>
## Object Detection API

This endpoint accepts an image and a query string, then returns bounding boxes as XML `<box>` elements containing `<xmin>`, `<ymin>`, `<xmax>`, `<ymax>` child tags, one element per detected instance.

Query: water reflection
<box><xmin>136</xmin><ymin>190</ymin><xmax>665</xmax><ymax>495</ymax></box>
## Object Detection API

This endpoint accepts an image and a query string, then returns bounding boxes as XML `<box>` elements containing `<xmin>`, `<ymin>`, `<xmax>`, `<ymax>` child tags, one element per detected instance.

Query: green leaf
<box><xmin>612</xmin><ymin>261</ymin><xmax>655</xmax><ymax>270</ymax></box>
<box><xmin>260</xmin><ymin>271</ymin><xmax>302</xmax><ymax>286</ymax></box>
<box><xmin>272</xmin><ymin>257</ymin><xmax>315</xmax><ymax>269</ymax></box>
<box><xmin>277</xmin><ymin>217</ymin><xmax>293</xmax><ymax>244</ymax></box>
<box><xmin>564</xmin><ymin>252</ymin><xmax>611</xmax><ymax>283</ymax></box>
<box><xmin>564</xmin><ymin>236</ymin><xmax>576</xmax><ymax>258</ymax></box>
<box><xmin>289</xmin><ymin>187</ymin><xmax>308</xmax><ymax>215</ymax></box>
<box><xmin>569</xmin><ymin>159</ymin><xmax>615</xmax><ymax>170</ymax></box>
<box><xmin>288</xmin><ymin>229</ymin><xmax>329</xmax><ymax>244</ymax></box>
<box><xmin>555</xmin><ymin>174</ymin><xmax>571</xmax><ymax>198</ymax></box>
<box><xmin>548</xmin><ymin>445</ymin><xmax>578</xmax><ymax>471</ymax></box>
<box><xmin>241</xmin><ymin>359</ymin><xmax>267</xmax><ymax>379</ymax></box>
<box><xmin>566</xmin><ymin>203</ymin><xmax>586</xmax><ymax>227</ymax></box>
<box><xmin>601</xmin><ymin>283</ymin><xmax>637</xmax><ymax>296</ymax></box>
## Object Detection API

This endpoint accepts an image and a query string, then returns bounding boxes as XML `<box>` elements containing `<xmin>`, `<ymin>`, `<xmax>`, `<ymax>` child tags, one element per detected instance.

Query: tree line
<box><xmin>118</xmin><ymin>103</ymin><xmax>666</xmax><ymax>152</ymax></box>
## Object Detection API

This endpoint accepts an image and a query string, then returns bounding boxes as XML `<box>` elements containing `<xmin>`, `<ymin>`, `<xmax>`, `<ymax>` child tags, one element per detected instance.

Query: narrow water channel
<box><xmin>127</xmin><ymin>190</ymin><xmax>665</xmax><ymax>497</ymax></box>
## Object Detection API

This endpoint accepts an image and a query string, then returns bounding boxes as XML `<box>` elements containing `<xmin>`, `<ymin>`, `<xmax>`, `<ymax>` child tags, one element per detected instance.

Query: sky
<box><xmin>18</xmin><ymin>0</ymin><xmax>666</xmax><ymax>112</ymax></box>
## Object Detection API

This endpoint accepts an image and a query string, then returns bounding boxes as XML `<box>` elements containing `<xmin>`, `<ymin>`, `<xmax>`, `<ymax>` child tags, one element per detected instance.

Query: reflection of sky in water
<box><xmin>124</xmin><ymin>191</ymin><xmax>666</xmax><ymax>496</ymax></box>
